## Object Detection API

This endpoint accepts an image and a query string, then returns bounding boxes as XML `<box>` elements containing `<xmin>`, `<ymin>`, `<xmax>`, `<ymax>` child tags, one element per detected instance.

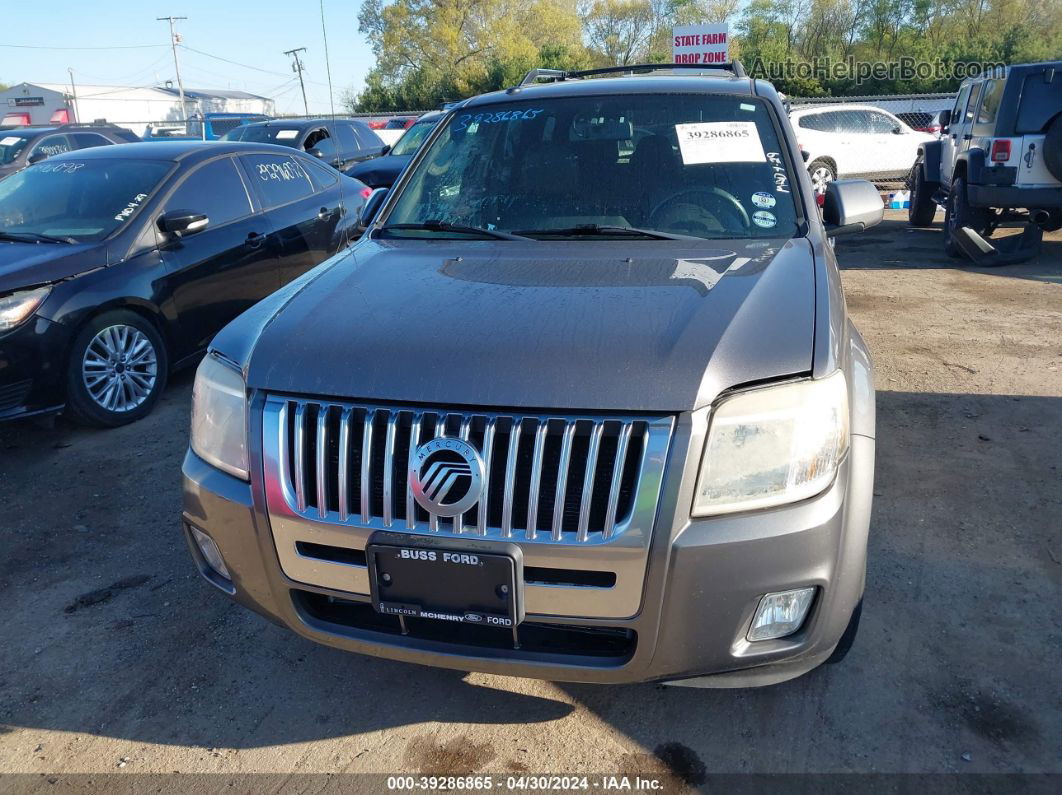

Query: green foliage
<box><xmin>348</xmin><ymin>0</ymin><xmax>1062</xmax><ymax>109</ymax></box>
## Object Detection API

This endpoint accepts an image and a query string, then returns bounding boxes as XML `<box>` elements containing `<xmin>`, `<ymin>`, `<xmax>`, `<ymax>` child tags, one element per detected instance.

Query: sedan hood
<box><xmin>243</xmin><ymin>238</ymin><xmax>816</xmax><ymax>412</ymax></box>
<box><xmin>0</xmin><ymin>240</ymin><xmax>104</xmax><ymax>294</ymax></box>
<box><xmin>345</xmin><ymin>154</ymin><xmax>410</xmax><ymax>187</ymax></box>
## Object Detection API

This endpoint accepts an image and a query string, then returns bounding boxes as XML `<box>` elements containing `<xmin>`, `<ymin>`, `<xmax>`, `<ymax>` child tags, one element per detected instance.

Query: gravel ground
<box><xmin>0</xmin><ymin>210</ymin><xmax>1059</xmax><ymax>784</ymax></box>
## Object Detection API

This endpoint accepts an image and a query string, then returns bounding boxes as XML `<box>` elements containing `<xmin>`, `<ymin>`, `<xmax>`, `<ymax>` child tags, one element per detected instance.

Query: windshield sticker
<box><xmin>675</xmin><ymin>122</ymin><xmax>766</xmax><ymax>165</ymax></box>
<box><xmin>0</xmin><ymin>136</ymin><xmax>21</xmax><ymax>146</ymax></box>
<box><xmin>752</xmin><ymin>210</ymin><xmax>777</xmax><ymax>229</ymax></box>
<box><xmin>113</xmin><ymin>193</ymin><xmax>149</xmax><ymax>223</ymax></box>
<box><xmin>453</xmin><ymin>109</ymin><xmax>543</xmax><ymax>133</ymax></box>
<box><xmin>765</xmin><ymin>152</ymin><xmax>790</xmax><ymax>193</ymax></box>
<box><xmin>740</xmin><ymin>103</ymin><xmax>756</xmax><ymax>112</ymax></box>
<box><xmin>257</xmin><ymin>159</ymin><xmax>306</xmax><ymax>182</ymax></box>
<box><xmin>751</xmin><ymin>191</ymin><xmax>776</xmax><ymax>209</ymax></box>
<box><xmin>275</xmin><ymin>129</ymin><xmax>299</xmax><ymax>140</ymax></box>
<box><xmin>37</xmin><ymin>161</ymin><xmax>85</xmax><ymax>174</ymax></box>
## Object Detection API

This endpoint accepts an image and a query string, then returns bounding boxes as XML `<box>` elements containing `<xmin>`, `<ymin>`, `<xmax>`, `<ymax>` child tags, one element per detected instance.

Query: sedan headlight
<box><xmin>191</xmin><ymin>354</ymin><xmax>248</xmax><ymax>480</ymax></box>
<box><xmin>693</xmin><ymin>371</ymin><xmax>849</xmax><ymax>516</ymax></box>
<box><xmin>0</xmin><ymin>286</ymin><xmax>51</xmax><ymax>333</ymax></box>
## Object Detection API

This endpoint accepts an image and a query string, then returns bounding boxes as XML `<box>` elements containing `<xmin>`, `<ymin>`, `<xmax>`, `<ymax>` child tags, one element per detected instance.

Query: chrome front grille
<box><xmin>267</xmin><ymin>396</ymin><xmax>674</xmax><ymax>544</ymax></box>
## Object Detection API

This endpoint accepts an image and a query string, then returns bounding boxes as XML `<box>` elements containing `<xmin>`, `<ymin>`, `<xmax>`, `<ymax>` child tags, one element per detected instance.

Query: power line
<box><xmin>0</xmin><ymin>42</ymin><xmax>166</xmax><ymax>50</ymax></box>
<box><xmin>179</xmin><ymin>44</ymin><xmax>330</xmax><ymax>86</ymax></box>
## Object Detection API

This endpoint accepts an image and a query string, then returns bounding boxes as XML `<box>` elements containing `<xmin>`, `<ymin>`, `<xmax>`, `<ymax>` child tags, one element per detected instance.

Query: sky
<box><xmin>0</xmin><ymin>0</ymin><xmax>377</xmax><ymax>115</ymax></box>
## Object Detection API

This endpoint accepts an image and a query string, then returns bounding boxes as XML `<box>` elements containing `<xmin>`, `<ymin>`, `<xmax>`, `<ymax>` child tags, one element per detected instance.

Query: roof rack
<box><xmin>519</xmin><ymin>61</ymin><xmax>746</xmax><ymax>86</ymax></box>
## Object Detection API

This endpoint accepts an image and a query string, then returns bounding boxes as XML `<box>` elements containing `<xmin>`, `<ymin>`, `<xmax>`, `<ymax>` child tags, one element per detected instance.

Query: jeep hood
<box><xmin>241</xmin><ymin>238</ymin><xmax>816</xmax><ymax>412</ymax></box>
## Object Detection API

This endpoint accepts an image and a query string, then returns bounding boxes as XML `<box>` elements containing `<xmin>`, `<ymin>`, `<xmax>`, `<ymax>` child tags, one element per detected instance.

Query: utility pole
<box><xmin>67</xmin><ymin>67</ymin><xmax>79</xmax><ymax>123</ymax></box>
<box><xmin>158</xmin><ymin>16</ymin><xmax>188</xmax><ymax>123</ymax></box>
<box><xmin>284</xmin><ymin>47</ymin><xmax>309</xmax><ymax>116</ymax></box>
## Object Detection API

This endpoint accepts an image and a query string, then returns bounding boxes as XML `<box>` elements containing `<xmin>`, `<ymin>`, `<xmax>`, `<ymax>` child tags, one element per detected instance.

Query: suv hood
<box><xmin>242</xmin><ymin>238</ymin><xmax>816</xmax><ymax>412</ymax></box>
<box><xmin>0</xmin><ymin>240</ymin><xmax>103</xmax><ymax>294</ymax></box>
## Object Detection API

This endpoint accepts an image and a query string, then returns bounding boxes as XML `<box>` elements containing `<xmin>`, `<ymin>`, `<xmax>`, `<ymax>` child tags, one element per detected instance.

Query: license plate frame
<box><xmin>365</xmin><ymin>532</ymin><xmax>525</xmax><ymax>628</ymax></box>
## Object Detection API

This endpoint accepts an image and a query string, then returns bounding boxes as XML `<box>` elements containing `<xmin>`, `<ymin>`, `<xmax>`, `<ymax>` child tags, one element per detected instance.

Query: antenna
<box><xmin>284</xmin><ymin>47</ymin><xmax>310</xmax><ymax>116</ymax></box>
<box><xmin>157</xmin><ymin>15</ymin><xmax>189</xmax><ymax>123</ymax></box>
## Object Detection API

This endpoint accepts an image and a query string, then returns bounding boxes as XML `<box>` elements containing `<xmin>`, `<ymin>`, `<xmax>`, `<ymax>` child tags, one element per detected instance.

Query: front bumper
<box><xmin>0</xmin><ymin>316</ymin><xmax>70</xmax><ymax>421</ymax></box>
<box><xmin>181</xmin><ymin>414</ymin><xmax>874</xmax><ymax>686</ymax></box>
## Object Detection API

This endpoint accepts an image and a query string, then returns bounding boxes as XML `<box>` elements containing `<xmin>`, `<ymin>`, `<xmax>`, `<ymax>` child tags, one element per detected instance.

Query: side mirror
<box><xmin>822</xmin><ymin>179</ymin><xmax>883</xmax><ymax>236</ymax></box>
<box><xmin>158</xmin><ymin>209</ymin><xmax>208</xmax><ymax>238</ymax></box>
<box><xmin>381</xmin><ymin>144</ymin><xmax>391</xmax><ymax>156</ymax></box>
<box><xmin>308</xmin><ymin>148</ymin><xmax>324</xmax><ymax>159</ymax></box>
<box><xmin>27</xmin><ymin>151</ymin><xmax>47</xmax><ymax>165</ymax></box>
<box><xmin>801</xmin><ymin>149</ymin><xmax>811</xmax><ymax>162</ymax></box>
<box><xmin>357</xmin><ymin>187</ymin><xmax>388</xmax><ymax>231</ymax></box>
<box><xmin>892</xmin><ymin>125</ymin><xmax>904</xmax><ymax>135</ymax></box>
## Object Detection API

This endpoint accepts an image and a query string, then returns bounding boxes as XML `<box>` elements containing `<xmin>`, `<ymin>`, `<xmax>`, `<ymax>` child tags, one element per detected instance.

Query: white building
<box><xmin>0</xmin><ymin>82</ymin><xmax>274</xmax><ymax>137</ymax></box>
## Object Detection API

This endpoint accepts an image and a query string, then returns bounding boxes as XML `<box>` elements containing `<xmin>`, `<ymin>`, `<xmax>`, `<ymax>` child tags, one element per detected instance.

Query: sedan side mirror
<box><xmin>380</xmin><ymin>144</ymin><xmax>391</xmax><ymax>156</ymax></box>
<box><xmin>357</xmin><ymin>187</ymin><xmax>388</xmax><ymax>231</ymax></box>
<box><xmin>308</xmin><ymin>148</ymin><xmax>324</xmax><ymax>159</ymax></box>
<box><xmin>158</xmin><ymin>209</ymin><xmax>208</xmax><ymax>238</ymax></box>
<box><xmin>27</xmin><ymin>151</ymin><xmax>47</xmax><ymax>165</ymax></box>
<box><xmin>822</xmin><ymin>179</ymin><xmax>883</xmax><ymax>236</ymax></box>
<box><xmin>892</xmin><ymin>125</ymin><xmax>904</xmax><ymax>135</ymax></box>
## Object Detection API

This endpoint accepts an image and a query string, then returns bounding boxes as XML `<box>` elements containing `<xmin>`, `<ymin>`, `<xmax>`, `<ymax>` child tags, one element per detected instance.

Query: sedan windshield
<box><xmin>0</xmin><ymin>158</ymin><xmax>172</xmax><ymax>242</ymax></box>
<box><xmin>390</xmin><ymin>119</ymin><xmax>438</xmax><ymax>157</ymax></box>
<box><xmin>222</xmin><ymin>125</ymin><xmax>302</xmax><ymax>146</ymax></box>
<box><xmin>0</xmin><ymin>132</ymin><xmax>33</xmax><ymax>165</ymax></box>
<box><xmin>384</xmin><ymin>94</ymin><xmax>800</xmax><ymax>240</ymax></box>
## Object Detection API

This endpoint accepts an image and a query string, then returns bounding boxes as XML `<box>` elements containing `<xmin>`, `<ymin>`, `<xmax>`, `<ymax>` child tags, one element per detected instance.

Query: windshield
<box><xmin>390</xmin><ymin>119</ymin><xmax>438</xmax><ymax>157</ymax></box>
<box><xmin>384</xmin><ymin>94</ymin><xmax>800</xmax><ymax>240</ymax></box>
<box><xmin>0</xmin><ymin>158</ymin><xmax>173</xmax><ymax>242</ymax></box>
<box><xmin>0</xmin><ymin>133</ymin><xmax>33</xmax><ymax>165</ymax></box>
<box><xmin>222</xmin><ymin>125</ymin><xmax>301</xmax><ymax>146</ymax></box>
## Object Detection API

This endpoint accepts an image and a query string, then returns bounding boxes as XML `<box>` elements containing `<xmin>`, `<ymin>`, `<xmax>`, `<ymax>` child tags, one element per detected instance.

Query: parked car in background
<box><xmin>0</xmin><ymin>123</ymin><xmax>139</xmax><ymax>180</ymax></box>
<box><xmin>909</xmin><ymin>61</ymin><xmax>1062</xmax><ymax>257</ymax></box>
<box><xmin>183</xmin><ymin>63</ymin><xmax>881</xmax><ymax>687</ymax></box>
<box><xmin>790</xmin><ymin>104</ymin><xmax>935</xmax><ymax>193</ymax></box>
<box><xmin>143</xmin><ymin>112</ymin><xmax>270</xmax><ymax>142</ymax></box>
<box><xmin>375</xmin><ymin>117</ymin><xmax>417</xmax><ymax>147</ymax></box>
<box><xmin>895</xmin><ymin>110</ymin><xmax>948</xmax><ymax>137</ymax></box>
<box><xmin>223</xmin><ymin>118</ymin><xmax>386</xmax><ymax>171</ymax></box>
<box><xmin>0</xmin><ymin>141</ymin><xmax>369</xmax><ymax>426</ymax></box>
<box><xmin>344</xmin><ymin>111</ymin><xmax>443</xmax><ymax>189</ymax></box>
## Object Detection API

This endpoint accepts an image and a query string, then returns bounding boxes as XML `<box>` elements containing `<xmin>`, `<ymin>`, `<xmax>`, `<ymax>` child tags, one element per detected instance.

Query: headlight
<box><xmin>0</xmin><ymin>286</ymin><xmax>51</xmax><ymax>333</ymax></box>
<box><xmin>191</xmin><ymin>354</ymin><xmax>248</xmax><ymax>480</ymax></box>
<box><xmin>693</xmin><ymin>371</ymin><xmax>849</xmax><ymax>516</ymax></box>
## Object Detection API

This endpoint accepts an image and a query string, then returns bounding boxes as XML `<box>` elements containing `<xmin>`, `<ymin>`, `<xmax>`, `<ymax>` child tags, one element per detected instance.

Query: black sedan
<box><xmin>0</xmin><ymin>141</ymin><xmax>368</xmax><ymax>426</ymax></box>
<box><xmin>344</xmin><ymin>111</ymin><xmax>442</xmax><ymax>189</ymax></box>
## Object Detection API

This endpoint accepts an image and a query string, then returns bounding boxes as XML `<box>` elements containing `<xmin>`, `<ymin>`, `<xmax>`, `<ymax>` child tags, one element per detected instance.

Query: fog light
<box><xmin>747</xmin><ymin>587</ymin><xmax>815</xmax><ymax>641</ymax></box>
<box><xmin>190</xmin><ymin>526</ymin><xmax>231</xmax><ymax>580</ymax></box>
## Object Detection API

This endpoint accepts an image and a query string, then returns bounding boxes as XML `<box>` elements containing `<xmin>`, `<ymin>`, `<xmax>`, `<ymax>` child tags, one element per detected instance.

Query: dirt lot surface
<box><xmin>1</xmin><ymin>211</ymin><xmax>1060</xmax><ymax>784</ymax></box>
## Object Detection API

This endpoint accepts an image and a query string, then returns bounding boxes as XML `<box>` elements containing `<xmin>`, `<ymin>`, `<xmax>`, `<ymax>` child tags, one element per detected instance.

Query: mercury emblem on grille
<box><xmin>409</xmin><ymin>437</ymin><xmax>485</xmax><ymax>517</ymax></box>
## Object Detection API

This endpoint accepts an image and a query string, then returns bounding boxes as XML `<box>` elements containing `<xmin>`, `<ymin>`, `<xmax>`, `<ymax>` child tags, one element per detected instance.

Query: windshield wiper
<box><xmin>0</xmin><ymin>231</ymin><xmax>77</xmax><ymax>244</ymax></box>
<box><xmin>511</xmin><ymin>224</ymin><xmax>703</xmax><ymax>241</ymax></box>
<box><xmin>379</xmin><ymin>221</ymin><xmax>533</xmax><ymax>241</ymax></box>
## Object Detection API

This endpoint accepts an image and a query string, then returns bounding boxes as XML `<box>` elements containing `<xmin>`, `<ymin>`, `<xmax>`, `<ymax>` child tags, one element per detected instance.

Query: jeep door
<box><xmin>942</xmin><ymin>84</ymin><xmax>975</xmax><ymax>186</ymax></box>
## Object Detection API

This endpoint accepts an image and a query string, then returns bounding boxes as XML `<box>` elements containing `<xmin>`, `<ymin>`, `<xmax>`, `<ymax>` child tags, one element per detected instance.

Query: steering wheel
<box><xmin>649</xmin><ymin>187</ymin><xmax>751</xmax><ymax>237</ymax></box>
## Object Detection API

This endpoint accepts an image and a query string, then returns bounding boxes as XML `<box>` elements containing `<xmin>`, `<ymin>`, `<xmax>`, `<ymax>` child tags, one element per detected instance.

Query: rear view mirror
<box><xmin>357</xmin><ymin>187</ymin><xmax>388</xmax><ymax>231</ymax></box>
<box><xmin>158</xmin><ymin>209</ymin><xmax>208</xmax><ymax>237</ymax></box>
<box><xmin>822</xmin><ymin>179</ymin><xmax>883</xmax><ymax>235</ymax></box>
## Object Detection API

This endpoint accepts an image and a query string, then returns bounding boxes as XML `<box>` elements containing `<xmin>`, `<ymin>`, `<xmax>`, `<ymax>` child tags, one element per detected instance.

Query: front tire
<box><xmin>943</xmin><ymin>176</ymin><xmax>991</xmax><ymax>258</ymax></box>
<box><xmin>807</xmin><ymin>159</ymin><xmax>836</xmax><ymax>198</ymax></box>
<box><xmin>65</xmin><ymin>310</ymin><xmax>168</xmax><ymax>427</ymax></box>
<box><xmin>908</xmin><ymin>162</ymin><xmax>937</xmax><ymax>226</ymax></box>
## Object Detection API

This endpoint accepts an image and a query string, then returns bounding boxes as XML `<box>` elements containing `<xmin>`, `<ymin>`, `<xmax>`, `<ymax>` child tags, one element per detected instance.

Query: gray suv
<box><xmin>181</xmin><ymin>63</ymin><xmax>883</xmax><ymax>686</ymax></box>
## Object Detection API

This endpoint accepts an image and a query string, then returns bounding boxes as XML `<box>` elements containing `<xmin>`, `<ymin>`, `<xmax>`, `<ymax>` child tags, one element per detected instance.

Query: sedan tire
<box><xmin>65</xmin><ymin>310</ymin><xmax>169</xmax><ymax>427</ymax></box>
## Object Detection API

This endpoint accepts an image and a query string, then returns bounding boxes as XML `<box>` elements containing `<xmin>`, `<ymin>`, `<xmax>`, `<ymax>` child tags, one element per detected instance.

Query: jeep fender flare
<box><xmin>918</xmin><ymin>139</ymin><xmax>943</xmax><ymax>184</ymax></box>
<box><xmin>959</xmin><ymin>148</ymin><xmax>988</xmax><ymax>185</ymax></box>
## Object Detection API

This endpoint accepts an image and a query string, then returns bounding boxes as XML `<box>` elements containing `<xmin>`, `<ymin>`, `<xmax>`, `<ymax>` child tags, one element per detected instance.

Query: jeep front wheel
<box><xmin>908</xmin><ymin>162</ymin><xmax>937</xmax><ymax>226</ymax></box>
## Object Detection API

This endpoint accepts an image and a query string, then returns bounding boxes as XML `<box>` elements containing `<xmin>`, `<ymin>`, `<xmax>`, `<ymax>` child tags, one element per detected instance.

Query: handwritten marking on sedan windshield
<box><xmin>453</xmin><ymin>109</ymin><xmax>543</xmax><ymax>133</ymax></box>
<box><xmin>675</xmin><ymin>121</ymin><xmax>766</xmax><ymax>164</ymax></box>
<box><xmin>113</xmin><ymin>193</ymin><xmax>149</xmax><ymax>222</ymax></box>
<box><xmin>38</xmin><ymin>162</ymin><xmax>85</xmax><ymax>174</ymax></box>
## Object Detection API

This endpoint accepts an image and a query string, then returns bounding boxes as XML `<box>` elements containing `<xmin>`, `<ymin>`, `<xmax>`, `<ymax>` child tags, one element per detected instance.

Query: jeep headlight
<box><xmin>0</xmin><ymin>286</ymin><xmax>51</xmax><ymax>333</ymax></box>
<box><xmin>191</xmin><ymin>354</ymin><xmax>248</xmax><ymax>480</ymax></box>
<box><xmin>693</xmin><ymin>372</ymin><xmax>849</xmax><ymax>516</ymax></box>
